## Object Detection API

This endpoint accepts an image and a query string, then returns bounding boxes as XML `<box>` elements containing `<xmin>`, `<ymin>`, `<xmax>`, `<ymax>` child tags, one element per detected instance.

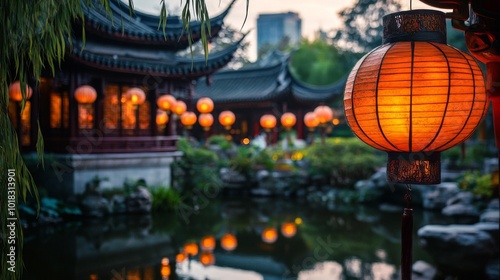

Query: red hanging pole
<box><xmin>401</xmin><ymin>185</ymin><xmax>413</xmax><ymax>280</ymax></box>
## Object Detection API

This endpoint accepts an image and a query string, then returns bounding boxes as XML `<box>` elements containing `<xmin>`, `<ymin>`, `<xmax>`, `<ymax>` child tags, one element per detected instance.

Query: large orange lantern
<box><xmin>200</xmin><ymin>236</ymin><xmax>216</xmax><ymax>251</ymax></box>
<box><xmin>281</xmin><ymin>222</ymin><xmax>297</xmax><ymax>238</ymax></box>
<box><xmin>261</xmin><ymin>228</ymin><xmax>278</xmax><ymax>244</ymax></box>
<box><xmin>260</xmin><ymin>114</ymin><xmax>277</xmax><ymax>131</ymax></box>
<box><xmin>172</xmin><ymin>100</ymin><xmax>187</xmax><ymax>116</ymax></box>
<box><xmin>280</xmin><ymin>112</ymin><xmax>296</xmax><ymax>130</ymax></box>
<box><xmin>218</xmin><ymin>110</ymin><xmax>236</xmax><ymax>129</ymax></box>
<box><xmin>344</xmin><ymin>10</ymin><xmax>488</xmax><ymax>184</ymax></box>
<box><xmin>199</xmin><ymin>251</ymin><xmax>215</xmax><ymax>266</ymax></box>
<box><xmin>180</xmin><ymin>111</ymin><xmax>197</xmax><ymax>129</ymax></box>
<box><xmin>196</xmin><ymin>97</ymin><xmax>214</xmax><ymax>113</ymax></box>
<box><xmin>198</xmin><ymin>113</ymin><xmax>214</xmax><ymax>131</ymax></box>
<box><xmin>126</xmin><ymin>87</ymin><xmax>146</xmax><ymax>105</ymax></box>
<box><xmin>314</xmin><ymin>106</ymin><xmax>333</xmax><ymax>125</ymax></box>
<box><xmin>156</xmin><ymin>109</ymin><xmax>169</xmax><ymax>125</ymax></box>
<box><xmin>157</xmin><ymin>94</ymin><xmax>176</xmax><ymax>112</ymax></box>
<box><xmin>74</xmin><ymin>85</ymin><xmax>97</xmax><ymax>104</ymax></box>
<box><xmin>9</xmin><ymin>81</ymin><xmax>33</xmax><ymax>102</ymax></box>
<box><xmin>183</xmin><ymin>242</ymin><xmax>199</xmax><ymax>257</ymax></box>
<box><xmin>220</xmin><ymin>233</ymin><xmax>237</xmax><ymax>251</ymax></box>
<box><xmin>304</xmin><ymin>112</ymin><xmax>319</xmax><ymax>131</ymax></box>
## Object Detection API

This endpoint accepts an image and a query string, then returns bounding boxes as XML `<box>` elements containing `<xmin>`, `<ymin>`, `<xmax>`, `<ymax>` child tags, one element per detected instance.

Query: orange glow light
<box><xmin>199</xmin><ymin>251</ymin><xmax>215</xmax><ymax>266</ymax></box>
<box><xmin>198</xmin><ymin>113</ymin><xmax>214</xmax><ymax>130</ymax></box>
<box><xmin>281</xmin><ymin>223</ymin><xmax>297</xmax><ymax>238</ymax></box>
<box><xmin>157</xmin><ymin>94</ymin><xmax>176</xmax><ymax>112</ymax></box>
<box><xmin>261</xmin><ymin>228</ymin><xmax>278</xmax><ymax>244</ymax></box>
<box><xmin>172</xmin><ymin>100</ymin><xmax>187</xmax><ymax>116</ymax></box>
<box><xmin>9</xmin><ymin>81</ymin><xmax>33</xmax><ymax>102</ymax></box>
<box><xmin>220</xmin><ymin>233</ymin><xmax>238</xmax><ymax>251</ymax></box>
<box><xmin>196</xmin><ymin>97</ymin><xmax>214</xmax><ymax>113</ymax></box>
<box><xmin>180</xmin><ymin>111</ymin><xmax>197</xmax><ymax>129</ymax></box>
<box><xmin>314</xmin><ymin>106</ymin><xmax>333</xmax><ymax>125</ymax></box>
<box><xmin>176</xmin><ymin>253</ymin><xmax>187</xmax><ymax>263</ymax></box>
<box><xmin>126</xmin><ymin>87</ymin><xmax>146</xmax><ymax>105</ymax></box>
<box><xmin>304</xmin><ymin>112</ymin><xmax>319</xmax><ymax>130</ymax></box>
<box><xmin>156</xmin><ymin>109</ymin><xmax>168</xmax><ymax>125</ymax></box>
<box><xmin>260</xmin><ymin>114</ymin><xmax>277</xmax><ymax>130</ymax></box>
<box><xmin>200</xmin><ymin>236</ymin><xmax>216</xmax><ymax>251</ymax></box>
<box><xmin>183</xmin><ymin>242</ymin><xmax>199</xmax><ymax>256</ymax></box>
<box><xmin>280</xmin><ymin>112</ymin><xmax>297</xmax><ymax>129</ymax></box>
<box><xmin>218</xmin><ymin>110</ymin><xmax>236</xmax><ymax>129</ymax></box>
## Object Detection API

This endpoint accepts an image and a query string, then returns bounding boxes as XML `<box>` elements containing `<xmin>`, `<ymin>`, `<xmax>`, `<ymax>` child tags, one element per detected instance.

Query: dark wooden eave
<box><xmin>68</xmin><ymin>37</ymin><xmax>243</xmax><ymax>78</ymax></box>
<box><xmin>80</xmin><ymin>0</ymin><xmax>236</xmax><ymax>49</ymax></box>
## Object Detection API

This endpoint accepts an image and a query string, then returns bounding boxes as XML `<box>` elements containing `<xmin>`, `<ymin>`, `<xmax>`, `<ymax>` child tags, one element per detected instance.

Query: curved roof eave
<box><xmin>68</xmin><ymin>39</ymin><xmax>241</xmax><ymax>78</ymax></box>
<box><xmin>81</xmin><ymin>0</ymin><xmax>235</xmax><ymax>45</ymax></box>
<box><xmin>289</xmin><ymin>66</ymin><xmax>347</xmax><ymax>103</ymax></box>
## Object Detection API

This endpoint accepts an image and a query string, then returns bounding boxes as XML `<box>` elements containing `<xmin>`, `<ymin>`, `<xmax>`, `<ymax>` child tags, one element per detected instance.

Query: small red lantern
<box><xmin>198</xmin><ymin>113</ymin><xmax>214</xmax><ymax>131</ymax></box>
<box><xmin>218</xmin><ymin>110</ymin><xmax>236</xmax><ymax>130</ymax></box>
<box><xmin>157</xmin><ymin>94</ymin><xmax>176</xmax><ymax>112</ymax></box>
<box><xmin>280</xmin><ymin>112</ymin><xmax>297</xmax><ymax>130</ymax></box>
<box><xmin>304</xmin><ymin>112</ymin><xmax>319</xmax><ymax>131</ymax></box>
<box><xmin>9</xmin><ymin>81</ymin><xmax>32</xmax><ymax>102</ymax></box>
<box><xmin>196</xmin><ymin>97</ymin><xmax>214</xmax><ymax>113</ymax></box>
<box><xmin>314</xmin><ymin>106</ymin><xmax>333</xmax><ymax>125</ymax></box>
<box><xmin>180</xmin><ymin>111</ymin><xmax>197</xmax><ymax>129</ymax></box>
<box><xmin>260</xmin><ymin>114</ymin><xmax>277</xmax><ymax>131</ymax></box>
<box><xmin>74</xmin><ymin>85</ymin><xmax>97</xmax><ymax>104</ymax></box>
<box><xmin>126</xmin><ymin>87</ymin><xmax>146</xmax><ymax>105</ymax></box>
<box><xmin>172</xmin><ymin>100</ymin><xmax>187</xmax><ymax>116</ymax></box>
<box><xmin>220</xmin><ymin>233</ymin><xmax>238</xmax><ymax>251</ymax></box>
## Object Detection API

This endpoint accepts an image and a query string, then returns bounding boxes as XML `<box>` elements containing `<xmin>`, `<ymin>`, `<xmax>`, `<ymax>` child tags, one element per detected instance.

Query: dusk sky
<box><xmin>133</xmin><ymin>0</ymin><xmax>446</xmax><ymax>61</ymax></box>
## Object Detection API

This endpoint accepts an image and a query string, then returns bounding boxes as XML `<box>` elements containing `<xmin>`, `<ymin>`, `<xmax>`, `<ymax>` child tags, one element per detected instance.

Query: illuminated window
<box><xmin>103</xmin><ymin>84</ymin><xmax>150</xmax><ymax>135</ymax></box>
<box><xmin>78</xmin><ymin>104</ymin><xmax>94</xmax><ymax>129</ymax></box>
<box><xmin>50</xmin><ymin>91</ymin><xmax>69</xmax><ymax>129</ymax></box>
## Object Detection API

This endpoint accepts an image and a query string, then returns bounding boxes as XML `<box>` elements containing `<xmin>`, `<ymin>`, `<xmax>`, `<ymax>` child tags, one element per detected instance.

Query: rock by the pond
<box><xmin>481</xmin><ymin>210</ymin><xmax>500</xmax><ymax>223</ymax></box>
<box><xmin>422</xmin><ymin>182</ymin><xmax>459</xmax><ymax>210</ymax></box>
<box><xmin>487</xmin><ymin>198</ymin><xmax>499</xmax><ymax>210</ymax></box>
<box><xmin>441</xmin><ymin>203</ymin><xmax>480</xmax><ymax>220</ymax></box>
<box><xmin>110</xmin><ymin>194</ymin><xmax>127</xmax><ymax>214</ymax></box>
<box><xmin>418</xmin><ymin>224</ymin><xmax>496</xmax><ymax>275</ymax></box>
<box><xmin>80</xmin><ymin>194</ymin><xmax>110</xmax><ymax>217</ymax></box>
<box><xmin>446</xmin><ymin>191</ymin><xmax>475</xmax><ymax>206</ymax></box>
<box><xmin>126</xmin><ymin>186</ymin><xmax>152</xmax><ymax>214</ymax></box>
<box><xmin>473</xmin><ymin>222</ymin><xmax>500</xmax><ymax>250</ymax></box>
<box><xmin>412</xmin><ymin>260</ymin><xmax>437</xmax><ymax>280</ymax></box>
<box><xmin>220</xmin><ymin>167</ymin><xmax>247</xmax><ymax>187</ymax></box>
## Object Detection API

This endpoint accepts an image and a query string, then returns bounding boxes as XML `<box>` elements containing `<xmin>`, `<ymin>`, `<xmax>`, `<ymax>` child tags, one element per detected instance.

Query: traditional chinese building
<box><xmin>193</xmin><ymin>51</ymin><xmax>347</xmax><ymax>143</ymax></box>
<box><xmin>9</xmin><ymin>1</ymin><xmax>239</xmax><ymax>195</ymax></box>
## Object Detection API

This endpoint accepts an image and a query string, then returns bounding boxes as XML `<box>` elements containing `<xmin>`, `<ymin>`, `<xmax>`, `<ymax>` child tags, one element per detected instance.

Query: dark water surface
<box><xmin>22</xmin><ymin>197</ymin><xmax>455</xmax><ymax>280</ymax></box>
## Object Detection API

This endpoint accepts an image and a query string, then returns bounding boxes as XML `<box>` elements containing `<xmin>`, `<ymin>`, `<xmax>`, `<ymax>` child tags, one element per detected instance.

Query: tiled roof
<box><xmin>195</xmin><ymin>52</ymin><xmax>346</xmax><ymax>103</ymax></box>
<box><xmin>81</xmin><ymin>0</ymin><xmax>235</xmax><ymax>48</ymax></box>
<box><xmin>69</xmin><ymin>37</ymin><xmax>243</xmax><ymax>78</ymax></box>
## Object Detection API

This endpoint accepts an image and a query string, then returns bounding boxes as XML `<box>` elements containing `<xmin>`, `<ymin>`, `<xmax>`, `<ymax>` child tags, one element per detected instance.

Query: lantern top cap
<box><xmin>383</xmin><ymin>9</ymin><xmax>446</xmax><ymax>44</ymax></box>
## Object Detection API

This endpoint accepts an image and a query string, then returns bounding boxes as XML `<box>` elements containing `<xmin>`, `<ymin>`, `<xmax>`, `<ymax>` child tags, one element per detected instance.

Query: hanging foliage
<box><xmin>0</xmin><ymin>1</ymin><xmax>250</xmax><ymax>278</ymax></box>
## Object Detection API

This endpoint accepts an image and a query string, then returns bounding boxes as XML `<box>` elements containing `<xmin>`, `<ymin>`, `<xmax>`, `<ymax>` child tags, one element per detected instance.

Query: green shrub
<box><xmin>207</xmin><ymin>135</ymin><xmax>232</xmax><ymax>150</ymax></box>
<box><xmin>304</xmin><ymin>137</ymin><xmax>384</xmax><ymax>187</ymax></box>
<box><xmin>459</xmin><ymin>170</ymin><xmax>495</xmax><ymax>198</ymax></box>
<box><xmin>172</xmin><ymin>138</ymin><xmax>222</xmax><ymax>195</ymax></box>
<box><xmin>150</xmin><ymin>187</ymin><xmax>181</xmax><ymax>212</ymax></box>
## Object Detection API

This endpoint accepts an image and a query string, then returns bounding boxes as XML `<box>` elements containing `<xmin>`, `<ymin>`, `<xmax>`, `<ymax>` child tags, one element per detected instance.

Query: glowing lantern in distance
<box><xmin>9</xmin><ymin>81</ymin><xmax>33</xmax><ymax>102</ymax></box>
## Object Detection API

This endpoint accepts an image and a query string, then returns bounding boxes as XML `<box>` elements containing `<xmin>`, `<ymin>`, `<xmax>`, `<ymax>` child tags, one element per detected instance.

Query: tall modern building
<box><xmin>257</xmin><ymin>12</ymin><xmax>302</xmax><ymax>56</ymax></box>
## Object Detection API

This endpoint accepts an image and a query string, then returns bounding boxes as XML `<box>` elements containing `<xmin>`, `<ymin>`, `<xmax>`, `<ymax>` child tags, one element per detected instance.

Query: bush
<box><xmin>207</xmin><ymin>135</ymin><xmax>233</xmax><ymax>151</ymax></box>
<box><xmin>304</xmin><ymin>137</ymin><xmax>384</xmax><ymax>187</ymax></box>
<box><xmin>150</xmin><ymin>187</ymin><xmax>181</xmax><ymax>212</ymax></box>
<box><xmin>459</xmin><ymin>171</ymin><xmax>495</xmax><ymax>198</ymax></box>
<box><xmin>172</xmin><ymin>138</ymin><xmax>222</xmax><ymax>195</ymax></box>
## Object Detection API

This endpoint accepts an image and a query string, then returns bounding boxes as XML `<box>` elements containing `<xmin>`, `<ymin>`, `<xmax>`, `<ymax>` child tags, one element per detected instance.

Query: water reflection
<box><xmin>22</xmin><ymin>197</ymin><xmax>453</xmax><ymax>280</ymax></box>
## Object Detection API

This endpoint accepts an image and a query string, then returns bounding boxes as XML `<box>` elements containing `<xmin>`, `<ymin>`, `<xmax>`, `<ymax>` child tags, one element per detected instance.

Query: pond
<box><xmin>21</xmin><ymin>196</ymin><xmax>455</xmax><ymax>280</ymax></box>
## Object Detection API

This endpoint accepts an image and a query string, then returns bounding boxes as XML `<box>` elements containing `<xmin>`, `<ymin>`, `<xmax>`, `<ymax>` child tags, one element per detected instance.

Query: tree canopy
<box><xmin>332</xmin><ymin>0</ymin><xmax>401</xmax><ymax>53</ymax></box>
<box><xmin>289</xmin><ymin>39</ymin><xmax>360</xmax><ymax>86</ymax></box>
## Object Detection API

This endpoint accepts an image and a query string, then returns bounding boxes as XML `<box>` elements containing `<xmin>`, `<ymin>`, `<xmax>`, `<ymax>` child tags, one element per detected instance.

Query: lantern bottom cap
<box><xmin>387</xmin><ymin>152</ymin><xmax>441</xmax><ymax>185</ymax></box>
